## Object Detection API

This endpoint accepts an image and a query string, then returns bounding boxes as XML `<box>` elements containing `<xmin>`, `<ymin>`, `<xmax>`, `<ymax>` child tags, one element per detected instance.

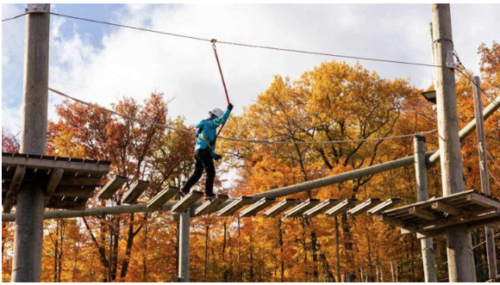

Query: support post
<box><xmin>414</xmin><ymin>136</ymin><xmax>437</xmax><ymax>282</ymax></box>
<box><xmin>178</xmin><ymin>208</ymin><xmax>191</xmax><ymax>282</ymax></box>
<box><xmin>431</xmin><ymin>4</ymin><xmax>475</xmax><ymax>282</ymax></box>
<box><xmin>472</xmin><ymin>76</ymin><xmax>498</xmax><ymax>280</ymax></box>
<box><xmin>11</xmin><ymin>4</ymin><xmax>50</xmax><ymax>282</ymax></box>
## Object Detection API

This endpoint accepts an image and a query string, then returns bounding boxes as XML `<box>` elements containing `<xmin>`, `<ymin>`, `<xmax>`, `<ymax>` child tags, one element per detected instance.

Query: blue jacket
<box><xmin>195</xmin><ymin>108</ymin><xmax>231</xmax><ymax>157</ymax></box>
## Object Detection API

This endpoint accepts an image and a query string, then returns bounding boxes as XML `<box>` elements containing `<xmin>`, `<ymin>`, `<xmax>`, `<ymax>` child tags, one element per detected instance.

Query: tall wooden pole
<box><xmin>472</xmin><ymin>76</ymin><xmax>498</xmax><ymax>280</ymax></box>
<box><xmin>334</xmin><ymin>216</ymin><xmax>341</xmax><ymax>282</ymax></box>
<box><xmin>11</xmin><ymin>4</ymin><xmax>50</xmax><ymax>282</ymax></box>
<box><xmin>178</xmin><ymin>208</ymin><xmax>191</xmax><ymax>282</ymax></box>
<box><xmin>431</xmin><ymin>4</ymin><xmax>476</xmax><ymax>282</ymax></box>
<box><xmin>413</xmin><ymin>136</ymin><xmax>437</xmax><ymax>282</ymax></box>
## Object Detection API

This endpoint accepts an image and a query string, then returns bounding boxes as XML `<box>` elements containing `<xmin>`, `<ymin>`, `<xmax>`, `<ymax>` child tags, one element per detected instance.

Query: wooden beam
<box><xmin>431</xmin><ymin>201</ymin><xmax>463</xmax><ymax>216</ymax></box>
<box><xmin>347</xmin><ymin>198</ymin><xmax>381</xmax><ymax>216</ymax></box>
<box><xmin>412</xmin><ymin>208</ymin><xmax>500</xmax><ymax>233</ymax></box>
<box><xmin>172</xmin><ymin>191</ymin><xmax>204</xmax><ymax>213</ymax></box>
<box><xmin>303</xmin><ymin>199</ymin><xmax>339</xmax><ymax>218</ymax></box>
<box><xmin>122</xmin><ymin>180</ymin><xmax>150</xmax><ymax>204</ymax></box>
<box><xmin>367</xmin><ymin>198</ymin><xmax>402</xmax><ymax>215</ymax></box>
<box><xmin>263</xmin><ymin>199</ymin><xmax>299</xmax><ymax>218</ymax></box>
<box><xmin>378</xmin><ymin>215</ymin><xmax>407</xmax><ymax>228</ymax></box>
<box><xmin>283</xmin><ymin>199</ymin><xmax>320</xmax><ymax>218</ymax></box>
<box><xmin>218</xmin><ymin>196</ymin><xmax>253</xmax><ymax>217</ymax></box>
<box><xmin>325</xmin><ymin>199</ymin><xmax>357</xmax><ymax>217</ymax></box>
<box><xmin>409</xmin><ymin>207</ymin><xmax>439</xmax><ymax>221</ymax></box>
<box><xmin>147</xmin><ymin>186</ymin><xmax>179</xmax><ymax>210</ymax></box>
<box><xmin>240</xmin><ymin>198</ymin><xmax>275</xmax><ymax>217</ymax></box>
<box><xmin>96</xmin><ymin>176</ymin><xmax>127</xmax><ymax>199</ymax></box>
<box><xmin>44</xmin><ymin>168</ymin><xmax>64</xmax><ymax>206</ymax></box>
<box><xmin>466</xmin><ymin>193</ymin><xmax>500</xmax><ymax>209</ymax></box>
<box><xmin>3</xmin><ymin>165</ymin><xmax>26</xmax><ymax>213</ymax></box>
<box><xmin>193</xmin><ymin>194</ymin><xmax>229</xmax><ymax>216</ymax></box>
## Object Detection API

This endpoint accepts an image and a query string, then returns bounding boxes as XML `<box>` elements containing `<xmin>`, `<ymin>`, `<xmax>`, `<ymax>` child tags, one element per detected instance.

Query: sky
<box><xmin>2</xmin><ymin>3</ymin><xmax>500</xmax><ymax>136</ymax></box>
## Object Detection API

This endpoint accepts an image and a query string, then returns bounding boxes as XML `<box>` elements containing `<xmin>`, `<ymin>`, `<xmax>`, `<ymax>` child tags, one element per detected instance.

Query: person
<box><xmin>180</xmin><ymin>103</ymin><xmax>233</xmax><ymax>200</ymax></box>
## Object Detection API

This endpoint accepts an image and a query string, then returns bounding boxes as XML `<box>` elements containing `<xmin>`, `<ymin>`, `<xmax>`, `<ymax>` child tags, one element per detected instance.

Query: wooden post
<box><xmin>11</xmin><ymin>4</ymin><xmax>50</xmax><ymax>282</ymax></box>
<box><xmin>414</xmin><ymin>136</ymin><xmax>437</xmax><ymax>282</ymax></box>
<box><xmin>472</xmin><ymin>76</ymin><xmax>498</xmax><ymax>280</ymax></box>
<box><xmin>178</xmin><ymin>208</ymin><xmax>191</xmax><ymax>282</ymax></box>
<box><xmin>431</xmin><ymin>4</ymin><xmax>476</xmax><ymax>282</ymax></box>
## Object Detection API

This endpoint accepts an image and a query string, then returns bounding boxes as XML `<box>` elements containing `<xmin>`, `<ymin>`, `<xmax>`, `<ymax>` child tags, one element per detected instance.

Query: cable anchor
<box><xmin>211</xmin><ymin>38</ymin><xmax>217</xmax><ymax>49</ymax></box>
<box><xmin>446</xmin><ymin>50</ymin><xmax>457</xmax><ymax>69</ymax></box>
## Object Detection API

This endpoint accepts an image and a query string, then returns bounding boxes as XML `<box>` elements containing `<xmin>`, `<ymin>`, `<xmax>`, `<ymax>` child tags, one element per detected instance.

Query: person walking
<box><xmin>180</xmin><ymin>103</ymin><xmax>233</xmax><ymax>200</ymax></box>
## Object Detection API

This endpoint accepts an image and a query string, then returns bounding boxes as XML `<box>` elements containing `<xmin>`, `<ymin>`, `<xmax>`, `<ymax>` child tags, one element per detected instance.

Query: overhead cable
<box><xmin>49</xmin><ymin>87</ymin><xmax>437</xmax><ymax>145</ymax></box>
<box><xmin>49</xmin><ymin>12</ymin><xmax>441</xmax><ymax>68</ymax></box>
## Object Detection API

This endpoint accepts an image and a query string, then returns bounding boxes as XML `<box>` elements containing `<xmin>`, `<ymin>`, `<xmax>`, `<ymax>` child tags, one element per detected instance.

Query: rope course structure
<box><xmin>3</xmin><ymin>5</ymin><xmax>500</xmax><ymax>283</ymax></box>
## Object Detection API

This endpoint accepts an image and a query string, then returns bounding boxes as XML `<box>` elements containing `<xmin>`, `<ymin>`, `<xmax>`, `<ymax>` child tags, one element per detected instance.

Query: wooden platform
<box><xmin>378</xmin><ymin>190</ymin><xmax>500</xmax><ymax>237</ymax></box>
<box><xmin>2</xmin><ymin>152</ymin><xmax>111</xmax><ymax>212</ymax></box>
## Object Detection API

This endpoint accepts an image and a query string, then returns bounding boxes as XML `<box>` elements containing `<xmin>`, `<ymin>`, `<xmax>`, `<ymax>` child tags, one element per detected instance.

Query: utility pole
<box><xmin>471</xmin><ymin>76</ymin><xmax>498</xmax><ymax>280</ymax></box>
<box><xmin>11</xmin><ymin>4</ymin><xmax>50</xmax><ymax>282</ymax></box>
<box><xmin>431</xmin><ymin>4</ymin><xmax>476</xmax><ymax>282</ymax></box>
<box><xmin>413</xmin><ymin>136</ymin><xmax>437</xmax><ymax>282</ymax></box>
<box><xmin>178</xmin><ymin>208</ymin><xmax>191</xmax><ymax>282</ymax></box>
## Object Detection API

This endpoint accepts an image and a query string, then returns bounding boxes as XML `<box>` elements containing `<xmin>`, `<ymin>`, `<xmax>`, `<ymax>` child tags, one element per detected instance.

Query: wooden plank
<box><xmin>263</xmin><ymin>199</ymin><xmax>299</xmax><ymax>218</ymax></box>
<box><xmin>367</xmin><ymin>198</ymin><xmax>402</xmax><ymax>215</ymax></box>
<box><xmin>96</xmin><ymin>176</ymin><xmax>127</xmax><ymax>199</ymax></box>
<box><xmin>431</xmin><ymin>201</ymin><xmax>463</xmax><ymax>216</ymax></box>
<box><xmin>409</xmin><ymin>207</ymin><xmax>439</xmax><ymax>221</ymax></box>
<box><xmin>325</xmin><ymin>199</ymin><xmax>357</xmax><ymax>217</ymax></box>
<box><xmin>122</xmin><ymin>180</ymin><xmax>150</xmax><ymax>204</ymax></box>
<box><xmin>347</xmin><ymin>198</ymin><xmax>381</xmax><ymax>216</ymax></box>
<box><xmin>381</xmin><ymin>190</ymin><xmax>475</xmax><ymax>216</ymax></box>
<box><xmin>58</xmin><ymin>177</ymin><xmax>103</xmax><ymax>187</ymax></box>
<box><xmin>147</xmin><ymin>186</ymin><xmax>179</xmax><ymax>210</ymax></box>
<box><xmin>466</xmin><ymin>193</ymin><xmax>500</xmax><ymax>209</ymax></box>
<box><xmin>283</xmin><ymin>199</ymin><xmax>320</xmax><ymax>218</ymax></box>
<box><xmin>3</xmin><ymin>165</ymin><xmax>26</xmax><ymax>213</ymax></box>
<box><xmin>218</xmin><ymin>196</ymin><xmax>253</xmax><ymax>217</ymax></box>
<box><xmin>55</xmin><ymin>186</ymin><xmax>96</xmax><ymax>196</ymax></box>
<box><xmin>2</xmin><ymin>154</ymin><xmax>110</xmax><ymax>173</ymax></box>
<box><xmin>378</xmin><ymin>215</ymin><xmax>408</xmax><ymax>228</ymax></box>
<box><xmin>466</xmin><ymin>215</ymin><xmax>500</xmax><ymax>231</ymax></box>
<box><xmin>46</xmin><ymin>199</ymin><xmax>87</xmax><ymax>211</ymax></box>
<box><xmin>44</xmin><ymin>168</ymin><xmax>64</xmax><ymax>206</ymax></box>
<box><xmin>240</xmin><ymin>198</ymin><xmax>276</xmax><ymax>217</ymax></box>
<box><xmin>51</xmin><ymin>191</ymin><xmax>94</xmax><ymax>199</ymax></box>
<box><xmin>172</xmin><ymin>191</ymin><xmax>204</xmax><ymax>213</ymax></box>
<box><xmin>193</xmin><ymin>194</ymin><xmax>229</xmax><ymax>216</ymax></box>
<box><xmin>303</xmin><ymin>199</ymin><xmax>339</xmax><ymax>218</ymax></box>
<box><xmin>412</xmin><ymin>208</ymin><xmax>500</xmax><ymax>233</ymax></box>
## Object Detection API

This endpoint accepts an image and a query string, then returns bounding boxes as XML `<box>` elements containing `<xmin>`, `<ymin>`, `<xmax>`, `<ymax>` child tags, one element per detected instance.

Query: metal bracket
<box><xmin>446</xmin><ymin>50</ymin><xmax>457</xmax><ymax>69</ymax></box>
<box><xmin>25</xmin><ymin>4</ymin><xmax>50</xmax><ymax>14</ymax></box>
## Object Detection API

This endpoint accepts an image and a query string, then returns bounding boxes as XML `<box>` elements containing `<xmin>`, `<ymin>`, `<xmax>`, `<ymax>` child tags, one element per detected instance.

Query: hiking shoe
<box><xmin>179</xmin><ymin>189</ymin><xmax>190</xmax><ymax>198</ymax></box>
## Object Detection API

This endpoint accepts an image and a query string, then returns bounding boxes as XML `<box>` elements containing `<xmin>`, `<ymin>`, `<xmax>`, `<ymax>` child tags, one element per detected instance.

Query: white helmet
<box><xmin>209</xmin><ymin>108</ymin><xmax>224</xmax><ymax>118</ymax></box>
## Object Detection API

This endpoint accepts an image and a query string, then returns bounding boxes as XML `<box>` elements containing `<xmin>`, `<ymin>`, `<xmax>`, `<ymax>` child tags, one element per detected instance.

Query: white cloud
<box><xmin>3</xmin><ymin>3</ymin><xmax>500</xmax><ymax>137</ymax></box>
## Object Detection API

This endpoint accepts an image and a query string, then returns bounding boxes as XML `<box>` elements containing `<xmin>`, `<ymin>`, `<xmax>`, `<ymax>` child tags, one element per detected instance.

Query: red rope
<box><xmin>212</xmin><ymin>39</ymin><xmax>230</xmax><ymax>136</ymax></box>
<box><xmin>212</xmin><ymin>40</ymin><xmax>231</xmax><ymax>104</ymax></box>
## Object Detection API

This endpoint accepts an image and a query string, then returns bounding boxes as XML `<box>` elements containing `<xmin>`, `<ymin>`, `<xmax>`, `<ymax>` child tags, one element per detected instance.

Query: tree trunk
<box><xmin>204</xmin><ymin>221</ymin><xmax>209</xmax><ymax>281</ymax></box>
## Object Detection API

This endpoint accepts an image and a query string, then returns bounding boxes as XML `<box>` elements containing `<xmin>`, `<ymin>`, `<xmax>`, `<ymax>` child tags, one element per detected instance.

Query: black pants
<box><xmin>183</xmin><ymin>148</ymin><xmax>215</xmax><ymax>196</ymax></box>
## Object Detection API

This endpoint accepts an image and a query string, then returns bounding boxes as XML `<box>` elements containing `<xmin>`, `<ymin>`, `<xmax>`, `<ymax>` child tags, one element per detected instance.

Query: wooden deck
<box><xmin>2</xmin><ymin>152</ymin><xmax>110</xmax><ymax>212</ymax></box>
<box><xmin>378</xmin><ymin>190</ymin><xmax>500</xmax><ymax>237</ymax></box>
